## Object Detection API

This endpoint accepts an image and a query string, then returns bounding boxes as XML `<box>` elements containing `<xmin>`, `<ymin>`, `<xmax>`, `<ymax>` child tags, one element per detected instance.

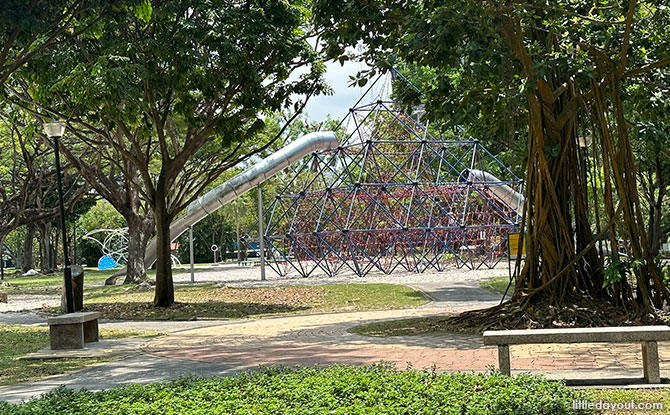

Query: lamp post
<box><xmin>0</xmin><ymin>241</ymin><xmax>4</xmax><ymax>280</ymax></box>
<box><xmin>43</xmin><ymin>121</ymin><xmax>74</xmax><ymax>313</ymax></box>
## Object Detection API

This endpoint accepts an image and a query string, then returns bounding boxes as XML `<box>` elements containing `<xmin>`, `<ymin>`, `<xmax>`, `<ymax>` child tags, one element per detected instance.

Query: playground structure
<box><xmin>82</xmin><ymin>228</ymin><xmax>129</xmax><ymax>270</ymax></box>
<box><xmin>108</xmin><ymin>131</ymin><xmax>337</xmax><ymax>280</ymax></box>
<box><xmin>84</xmin><ymin>228</ymin><xmax>181</xmax><ymax>271</ymax></box>
<box><xmin>260</xmin><ymin>101</ymin><xmax>524</xmax><ymax>278</ymax></box>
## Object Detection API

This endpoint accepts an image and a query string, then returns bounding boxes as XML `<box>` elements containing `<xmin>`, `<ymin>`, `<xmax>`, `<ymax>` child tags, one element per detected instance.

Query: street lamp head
<box><xmin>43</xmin><ymin>121</ymin><xmax>66</xmax><ymax>138</ymax></box>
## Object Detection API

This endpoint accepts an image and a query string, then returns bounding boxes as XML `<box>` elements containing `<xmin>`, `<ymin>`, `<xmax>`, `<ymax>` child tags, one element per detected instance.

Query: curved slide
<box><xmin>111</xmin><ymin>131</ymin><xmax>339</xmax><ymax>279</ymax></box>
<box><xmin>464</xmin><ymin>169</ymin><xmax>524</xmax><ymax>216</ymax></box>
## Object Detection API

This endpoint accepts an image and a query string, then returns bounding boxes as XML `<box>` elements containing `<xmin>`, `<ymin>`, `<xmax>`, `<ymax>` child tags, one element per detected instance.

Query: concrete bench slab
<box><xmin>483</xmin><ymin>326</ymin><xmax>670</xmax><ymax>345</ymax></box>
<box><xmin>48</xmin><ymin>312</ymin><xmax>101</xmax><ymax>350</ymax></box>
<box><xmin>47</xmin><ymin>311</ymin><xmax>100</xmax><ymax>325</ymax></box>
<box><xmin>483</xmin><ymin>326</ymin><xmax>670</xmax><ymax>384</ymax></box>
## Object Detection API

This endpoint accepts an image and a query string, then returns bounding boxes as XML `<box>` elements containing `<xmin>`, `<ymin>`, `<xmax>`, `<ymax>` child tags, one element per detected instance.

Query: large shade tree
<box><xmin>52</xmin><ymin>136</ymin><xmax>155</xmax><ymax>284</ymax></box>
<box><xmin>314</xmin><ymin>0</ymin><xmax>670</xmax><ymax>328</ymax></box>
<box><xmin>16</xmin><ymin>0</ymin><xmax>328</xmax><ymax>306</ymax></box>
<box><xmin>0</xmin><ymin>0</ymin><xmax>134</xmax><ymax>85</ymax></box>
<box><xmin>4</xmin><ymin>89</ymin><xmax>157</xmax><ymax>282</ymax></box>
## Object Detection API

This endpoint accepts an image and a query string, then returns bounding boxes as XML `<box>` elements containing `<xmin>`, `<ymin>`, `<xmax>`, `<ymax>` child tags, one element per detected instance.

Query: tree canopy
<box><xmin>0</xmin><ymin>0</ymin><xmax>136</xmax><ymax>85</ymax></box>
<box><xmin>11</xmin><ymin>0</ymin><xmax>328</xmax><ymax>305</ymax></box>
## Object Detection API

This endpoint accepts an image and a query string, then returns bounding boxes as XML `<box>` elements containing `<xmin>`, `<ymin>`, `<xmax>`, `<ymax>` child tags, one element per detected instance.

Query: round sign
<box><xmin>210</xmin><ymin>244</ymin><xmax>219</xmax><ymax>252</ymax></box>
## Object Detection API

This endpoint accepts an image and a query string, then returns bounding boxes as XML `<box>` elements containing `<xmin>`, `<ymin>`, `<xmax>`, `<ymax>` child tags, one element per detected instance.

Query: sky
<box><xmin>301</xmin><ymin>59</ymin><xmax>373</xmax><ymax>124</ymax></box>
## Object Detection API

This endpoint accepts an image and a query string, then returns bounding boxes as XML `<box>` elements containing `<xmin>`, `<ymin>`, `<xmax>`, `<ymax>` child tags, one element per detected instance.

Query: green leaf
<box><xmin>132</xmin><ymin>1</ymin><xmax>153</xmax><ymax>23</ymax></box>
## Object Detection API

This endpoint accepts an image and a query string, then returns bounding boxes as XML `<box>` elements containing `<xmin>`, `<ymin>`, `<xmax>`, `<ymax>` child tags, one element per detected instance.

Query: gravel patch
<box><xmin>173</xmin><ymin>262</ymin><xmax>509</xmax><ymax>288</ymax></box>
<box><xmin>0</xmin><ymin>295</ymin><xmax>59</xmax><ymax>313</ymax></box>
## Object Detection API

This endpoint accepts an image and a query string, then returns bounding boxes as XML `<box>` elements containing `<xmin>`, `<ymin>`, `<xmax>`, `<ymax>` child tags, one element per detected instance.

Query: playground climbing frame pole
<box><xmin>258</xmin><ymin>186</ymin><xmax>266</xmax><ymax>281</ymax></box>
<box><xmin>189</xmin><ymin>226</ymin><xmax>194</xmax><ymax>283</ymax></box>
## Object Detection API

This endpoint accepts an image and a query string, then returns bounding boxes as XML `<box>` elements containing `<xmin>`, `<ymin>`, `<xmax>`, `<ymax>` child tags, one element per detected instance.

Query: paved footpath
<box><xmin>2</xmin><ymin>276</ymin><xmax>669</xmax><ymax>403</ymax></box>
<box><xmin>144</xmin><ymin>307</ymin><xmax>670</xmax><ymax>376</ymax></box>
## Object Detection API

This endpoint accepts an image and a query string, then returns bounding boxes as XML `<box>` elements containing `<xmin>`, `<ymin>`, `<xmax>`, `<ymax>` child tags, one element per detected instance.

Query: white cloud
<box><xmin>303</xmin><ymin>59</ymin><xmax>368</xmax><ymax>123</ymax></box>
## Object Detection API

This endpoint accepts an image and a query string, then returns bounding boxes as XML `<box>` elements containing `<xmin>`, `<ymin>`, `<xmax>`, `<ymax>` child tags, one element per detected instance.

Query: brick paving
<box><xmin>144</xmin><ymin>307</ymin><xmax>670</xmax><ymax>376</ymax></box>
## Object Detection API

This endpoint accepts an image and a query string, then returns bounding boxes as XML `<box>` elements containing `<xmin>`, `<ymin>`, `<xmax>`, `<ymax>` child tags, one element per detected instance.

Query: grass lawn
<box><xmin>70</xmin><ymin>283</ymin><xmax>428</xmax><ymax>320</ymax></box>
<box><xmin>480</xmin><ymin>275</ymin><xmax>511</xmax><ymax>295</ymax></box>
<box><xmin>0</xmin><ymin>268</ymin><xmax>132</xmax><ymax>295</ymax></box>
<box><xmin>0</xmin><ymin>366</ymin><xmax>593</xmax><ymax>414</ymax></box>
<box><xmin>0</xmin><ymin>325</ymin><xmax>158</xmax><ymax>386</ymax></box>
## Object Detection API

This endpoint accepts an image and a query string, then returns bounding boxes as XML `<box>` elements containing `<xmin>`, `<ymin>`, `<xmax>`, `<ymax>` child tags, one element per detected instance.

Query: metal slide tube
<box><xmin>465</xmin><ymin>169</ymin><xmax>524</xmax><ymax>214</ymax></box>
<box><xmin>142</xmin><ymin>131</ymin><xmax>339</xmax><ymax>270</ymax></box>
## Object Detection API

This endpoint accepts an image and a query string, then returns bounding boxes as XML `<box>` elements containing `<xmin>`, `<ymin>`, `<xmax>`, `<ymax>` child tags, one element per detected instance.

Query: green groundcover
<box><xmin>0</xmin><ymin>365</ymin><xmax>591</xmax><ymax>415</ymax></box>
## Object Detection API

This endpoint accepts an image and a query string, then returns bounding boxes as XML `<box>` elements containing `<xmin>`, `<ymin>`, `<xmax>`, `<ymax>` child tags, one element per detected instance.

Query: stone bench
<box><xmin>47</xmin><ymin>311</ymin><xmax>101</xmax><ymax>350</ymax></box>
<box><xmin>240</xmin><ymin>259</ymin><xmax>260</xmax><ymax>267</ymax></box>
<box><xmin>483</xmin><ymin>326</ymin><xmax>670</xmax><ymax>383</ymax></box>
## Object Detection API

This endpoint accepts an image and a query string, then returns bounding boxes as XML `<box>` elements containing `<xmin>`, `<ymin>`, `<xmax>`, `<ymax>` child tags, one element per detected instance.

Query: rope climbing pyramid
<box><xmin>264</xmin><ymin>100</ymin><xmax>524</xmax><ymax>278</ymax></box>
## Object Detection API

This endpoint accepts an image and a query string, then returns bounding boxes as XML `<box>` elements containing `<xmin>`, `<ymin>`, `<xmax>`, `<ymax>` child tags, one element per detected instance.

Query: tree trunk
<box><xmin>0</xmin><ymin>235</ymin><xmax>5</xmax><ymax>280</ymax></box>
<box><xmin>646</xmin><ymin>154</ymin><xmax>666</xmax><ymax>259</ymax></box>
<box><xmin>14</xmin><ymin>233</ymin><xmax>21</xmax><ymax>273</ymax></box>
<box><xmin>502</xmin><ymin>18</ymin><xmax>601</xmax><ymax>305</ymax></box>
<box><xmin>124</xmin><ymin>216</ymin><xmax>154</xmax><ymax>284</ymax></box>
<box><xmin>53</xmin><ymin>223</ymin><xmax>59</xmax><ymax>271</ymax></box>
<box><xmin>39</xmin><ymin>222</ymin><xmax>54</xmax><ymax>274</ymax></box>
<box><xmin>648</xmin><ymin>197</ymin><xmax>663</xmax><ymax>259</ymax></box>
<box><xmin>236</xmin><ymin>219</ymin><xmax>242</xmax><ymax>262</ymax></box>
<box><xmin>153</xmin><ymin>197</ymin><xmax>174</xmax><ymax>307</ymax></box>
<box><xmin>22</xmin><ymin>223</ymin><xmax>35</xmax><ymax>272</ymax></box>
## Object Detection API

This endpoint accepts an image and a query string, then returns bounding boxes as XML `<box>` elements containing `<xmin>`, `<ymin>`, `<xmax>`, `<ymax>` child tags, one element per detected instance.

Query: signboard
<box><xmin>508</xmin><ymin>232</ymin><xmax>526</xmax><ymax>258</ymax></box>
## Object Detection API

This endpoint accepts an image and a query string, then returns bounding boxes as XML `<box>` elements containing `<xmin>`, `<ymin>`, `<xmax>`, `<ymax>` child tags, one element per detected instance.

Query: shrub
<box><xmin>0</xmin><ymin>365</ymin><xmax>591</xmax><ymax>414</ymax></box>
